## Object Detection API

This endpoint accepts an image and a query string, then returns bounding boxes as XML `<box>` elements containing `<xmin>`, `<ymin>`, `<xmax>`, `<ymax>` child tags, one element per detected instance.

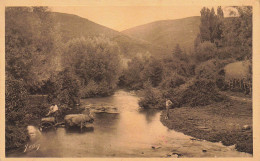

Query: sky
<box><xmin>51</xmin><ymin>6</ymin><xmax>207</xmax><ymax>31</ymax></box>
<box><xmin>51</xmin><ymin>6</ymin><xmax>235</xmax><ymax>31</ymax></box>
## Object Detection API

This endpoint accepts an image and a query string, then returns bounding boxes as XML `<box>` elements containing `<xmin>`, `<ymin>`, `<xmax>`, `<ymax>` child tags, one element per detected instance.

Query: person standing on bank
<box><xmin>165</xmin><ymin>99</ymin><xmax>173</xmax><ymax>120</ymax></box>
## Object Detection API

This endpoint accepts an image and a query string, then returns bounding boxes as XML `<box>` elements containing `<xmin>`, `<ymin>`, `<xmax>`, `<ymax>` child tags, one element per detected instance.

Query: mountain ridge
<box><xmin>122</xmin><ymin>16</ymin><xmax>201</xmax><ymax>52</ymax></box>
<box><xmin>50</xmin><ymin>12</ymin><xmax>170</xmax><ymax>58</ymax></box>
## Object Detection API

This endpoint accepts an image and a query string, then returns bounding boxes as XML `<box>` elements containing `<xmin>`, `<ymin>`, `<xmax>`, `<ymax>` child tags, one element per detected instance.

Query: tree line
<box><xmin>5</xmin><ymin>7</ymin><xmax>122</xmax><ymax>151</ymax></box>
<box><xmin>5</xmin><ymin>6</ymin><xmax>252</xmax><ymax>151</ymax></box>
<box><xmin>120</xmin><ymin>6</ymin><xmax>252</xmax><ymax>109</ymax></box>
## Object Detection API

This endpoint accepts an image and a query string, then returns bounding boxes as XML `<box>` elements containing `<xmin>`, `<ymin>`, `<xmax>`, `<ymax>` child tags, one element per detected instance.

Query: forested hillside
<box><xmin>50</xmin><ymin>12</ymin><xmax>169</xmax><ymax>58</ymax></box>
<box><xmin>5</xmin><ymin>6</ymin><xmax>252</xmax><ymax>154</ymax></box>
<box><xmin>122</xmin><ymin>16</ymin><xmax>200</xmax><ymax>51</ymax></box>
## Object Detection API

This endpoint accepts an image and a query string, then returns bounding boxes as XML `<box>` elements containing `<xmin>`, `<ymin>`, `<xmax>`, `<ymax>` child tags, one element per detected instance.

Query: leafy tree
<box><xmin>5</xmin><ymin>7</ymin><xmax>64</xmax><ymax>151</ymax></box>
<box><xmin>62</xmin><ymin>36</ymin><xmax>122</xmax><ymax>97</ymax></box>
<box><xmin>141</xmin><ymin>57</ymin><xmax>164</xmax><ymax>87</ymax></box>
<box><xmin>195</xmin><ymin>41</ymin><xmax>217</xmax><ymax>62</ymax></box>
<box><xmin>221</xmin><ymin>6</ymin><xmax>252</xmax><ymax>60</ymax></box>
<box><xmin>199</xmin><ymin>7</ymin><xmax>211</xmax><ymax>42</ymax></box>
<box><xmin>217</xmin><ymin>6</ymin><xmax>224</xmax><ymax>18</ymax></box>
<box><xmin>5</xmin><ymin>7</ymin><xmax>57</xmax><ymax>90</ymax></box>
<box><xmin>122</xmin><ymin>56</ymin><xmax>147</xmax><ymax>89</ymax></box>
<box><xmin>197</xmin><ymin>7</ymin><xmax>224</xmax><ymax>46</ymax></box>
<box><xmin>48</xmin><ymin>69</ymin><xmax>81</xmax><ymax>106</ymax></box>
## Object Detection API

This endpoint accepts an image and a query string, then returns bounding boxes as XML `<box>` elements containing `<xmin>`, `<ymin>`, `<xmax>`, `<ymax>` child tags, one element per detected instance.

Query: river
<box><xmin>10</xmin><ymin>90</ymin><xmax>251</xmax><ymax>158</ymax></box>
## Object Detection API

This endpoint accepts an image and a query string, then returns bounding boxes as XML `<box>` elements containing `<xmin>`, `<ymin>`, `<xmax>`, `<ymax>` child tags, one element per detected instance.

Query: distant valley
<box><xmin>51</xmin><ymin>12</ymin><xmax>200</xmax><ymax>58</ymax></box>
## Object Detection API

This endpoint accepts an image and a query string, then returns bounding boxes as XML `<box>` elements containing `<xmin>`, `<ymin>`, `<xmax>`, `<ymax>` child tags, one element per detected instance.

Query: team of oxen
<box><xmin>40</xmin><ymin>113</ymin><xmax>94</xmax><ymax>132</ymax></box>
<box><xmin>40</xmin><ymin>105</ymin><xmax>118</xmax><ymax>132</ymax></box>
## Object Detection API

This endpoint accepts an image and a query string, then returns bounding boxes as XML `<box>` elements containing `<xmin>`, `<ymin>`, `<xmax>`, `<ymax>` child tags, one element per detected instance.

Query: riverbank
<box><xmin>160</xmin><ymin>99</ymin><xmax>253</xmax><ymax>154</ymax></box>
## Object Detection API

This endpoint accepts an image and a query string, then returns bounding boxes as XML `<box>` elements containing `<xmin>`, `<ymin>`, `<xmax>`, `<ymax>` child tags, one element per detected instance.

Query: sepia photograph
<box><xmin>1</xmin><ymin>0</ymin><xmax>259</xmax><ymax>159</ymax></box>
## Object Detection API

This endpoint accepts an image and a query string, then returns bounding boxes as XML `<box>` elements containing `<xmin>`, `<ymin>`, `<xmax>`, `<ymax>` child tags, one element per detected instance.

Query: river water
<box><xmin>11</xmin><ymin>90</ymin><xmax>251</xmax><ymax>158</ymax></box>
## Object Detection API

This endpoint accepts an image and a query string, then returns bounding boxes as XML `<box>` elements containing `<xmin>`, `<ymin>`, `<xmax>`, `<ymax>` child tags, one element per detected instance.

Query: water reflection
<box><xmin>93</xmin><ymin>113</ymin><xmax>120</xmax><ymax>132</ymax></box>
<box><xmin>65</xmin><ymin>126</ymin><xmax>94</xmax><ymax>133</ymax></box>
<box><xmin>9</xmin><ymin>90</ymin><xmax>252</xmax><ymax>157</ymax></box>
<box><xmin>138</xmin><ymin>109</ymin><xmax>160</xmax><ymax>124</ymax></box>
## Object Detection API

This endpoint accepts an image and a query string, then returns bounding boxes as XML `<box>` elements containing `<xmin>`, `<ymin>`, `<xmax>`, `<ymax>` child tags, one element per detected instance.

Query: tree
<box><xmin>5</xmin><ymin>7</ymin><xmax>57</xmax><ymax>90</ymax></box>
<box><xmin>197</xmin><ymin>6</ymin><xmax>224</xmax><ymax>46</ymax></box>
<box><xmin>195</xmin><ymin>41</ymin><xmax>217</xmax><ymax>62</ymax></box>
<box><xmin>172</xmin><ymin>44</ymin><xmax>182</xmax><ymax>56</ymax></box>
<box><xmin>141</xmin><ymin>57</ymin><xmax>164</xmax><ymax>87</ymax></box>
<box><xmin>62</xmin><ymin>36</ymin><xmax>122</xmax><ymax>97</ymax></box>
<box><xmin>123</xmin><ymin>56</ymin><xmax>147</xmax><ymax>89</ymax></box>
<box><xmin>221</xmin><ymin>6</ymin><xmax>252</xmax><ymax>60</ymax></box>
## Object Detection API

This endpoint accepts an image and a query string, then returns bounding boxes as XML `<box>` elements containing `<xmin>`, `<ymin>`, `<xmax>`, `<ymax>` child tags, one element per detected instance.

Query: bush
<box><xmin>6</xmin><ymin>125</ymin><xmax>28</xmax><ymax>150</ymax></box>
<box><xmin>48</xmin><ymin>69</ymin><xmax>81</xmax><ymax>107</ymax></box>
<box><xmin>5</xmin><ymin>77</ymin><xmax>28</xmax><ymax>150</ymax></box>
<box><xmin>169</xmin><ymin>78</ymin><xmax>226</xmax><ymax>107</ymax></box>
<box><xmin>141</xmin><ymin>57</ymin><xmax>164</xmax><ymax>87</ymax></box>
<box><xmin>162</xmin><ymin>55</ymin><xmax>195</xmax><ymax>78</ymax></box>
<box><xmin>5</xmin><ymin>77</ymin><xmax>49</xmax><ymax>151</ymax></box>
<box><xmin>216</xmin><ymin>46</ymin><xmax>240</xmax><ymax>60</ymax></box>
<box><xmin>122</xmin><ymin>56</ymin><xmax>146</xmax><ymax>90</ymax></box>
<box><xmin>80</xmin><ymin>80</ymin><xmax>115</xmax><ymax>98</ymax></box>
<box><xmin>195</xmin><ymin>59</ymin><xmax>219</xmax><ymax>80</ymax></box>
<box><xmin>160</xmin><ymin>73</ymin><xmax>186</xmax><ymax>90</ymax></box>
<box><xmin>5</xmin><ymin>77</ymin><xmax>28</xmax><ymax>116</ymax></box>
<box><xmin>138</xmin><ymin>82</ymin><xmax>165</xmax><ymax>109</ymax></box>
<box><xmin>195</xmin><ymin>41</ymin><xmax>217</xmax><ymax>62</ymax></box>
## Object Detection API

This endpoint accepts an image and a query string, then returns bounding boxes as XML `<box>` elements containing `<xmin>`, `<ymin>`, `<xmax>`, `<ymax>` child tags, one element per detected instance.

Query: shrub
<box><xmin>48</xmin><ymin>69</ymin><xmax>81</xmax><ymax>107</ymax></box>
<box><xmin>138</xmin><ymin>82</ymin><xmax>165</xmax><ymax>109</ymax></box>
<box><xmin>5</xmin><ymin>77</ymin><xmax>49</xmax><ymax>150</ymax></box>
<box><xmin>5</xmin><ymin>77</ymin><xmax>28</xmax><ymax>150</ymax></box>
<box><xmin>216</xmin><ymin>46</ymin><xmax>240</xmax><ymax>60</ymax></box>
<box><xmin>122</xmin><ymin>56</ymin><xmax>146</xmax><ymax>90</ymax></box>
<box><xmin>5</xmin><ymin>125</ymin><xmax>28</xmax><ymax>150</ymax></box>
<box><xmin>168</xmin><ymin>78</ymin><xmax>226</xmax><ymax>107</ymax></box>
<box><xmin>80</xmin><ymin>80</ymin><xmax>115</xmax><ymax>98</ymax></box>
<box><xmin>195</xmin><ymin>41</ymin><xmax>217</xmax><ymax>62</ymax></box>
<box><xmin>195</xmin><ymin>59</ymin><xmax>219</xmax><ymax>80</ymax></box>
<box><xmin>5</xmin><ymin>77</ymin><xmax>28</xmax><ymax>116</ymax></box>
<box><xmin>141</xmin><ymin>57</ymin><xmax>164</xmax><ymax>87</ymax></box>
<box><xmin>160</xmin><ymin>73</ymin><xmax>186</xmax><ymax>90</ymax></box>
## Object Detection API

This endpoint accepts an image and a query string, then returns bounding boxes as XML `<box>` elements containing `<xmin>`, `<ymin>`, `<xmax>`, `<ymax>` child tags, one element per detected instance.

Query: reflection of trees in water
<box><xmin>94</xmin><ymin>113</ymin><xmax>120</xmax><ymax>132</ymax></box>
<box><xmin>65</xmin><ymin>126</ymin><xmax>94</xmax><ymax>133</ymax></box>
<box><xmin>138</xmin><ymin>109</ymin><xmax>160</xmax><ymax>124</ymax></box>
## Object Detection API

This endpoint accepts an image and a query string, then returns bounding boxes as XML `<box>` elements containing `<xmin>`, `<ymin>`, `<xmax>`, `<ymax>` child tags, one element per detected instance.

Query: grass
<box><xmin>160</xmin><ymin>99</ymin><xmax>253</xmax><ymax>154</ymax></box>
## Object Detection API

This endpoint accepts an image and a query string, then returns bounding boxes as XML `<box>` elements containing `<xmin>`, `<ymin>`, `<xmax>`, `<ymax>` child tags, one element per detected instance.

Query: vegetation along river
<box><xmin>14</xmin><ymin>90</ymin><xmax>251</xmax><ymax>158</ymax></box>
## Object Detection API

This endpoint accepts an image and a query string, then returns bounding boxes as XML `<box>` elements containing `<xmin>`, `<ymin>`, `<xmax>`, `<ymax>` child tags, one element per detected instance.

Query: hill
<box><xmin>51</xmin><ymin>12</ymin><xmax>170</xmax><ymax>58</ymax></box>
<box><xmin>122</xmin><ymin>16</ymin><xmax>200</xmax><ymax>52</ymax></box>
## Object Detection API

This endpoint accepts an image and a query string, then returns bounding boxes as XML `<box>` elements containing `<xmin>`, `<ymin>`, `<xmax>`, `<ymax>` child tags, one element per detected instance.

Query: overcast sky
<box><xmin>51</xmin><ymin>6</ymin><xmax>234</xmax><ymax>31</ymax></box>
<box><xmin>50</xmin><ymin>6</ymin><xmax>212</xmax><ymax>31</ymax></box>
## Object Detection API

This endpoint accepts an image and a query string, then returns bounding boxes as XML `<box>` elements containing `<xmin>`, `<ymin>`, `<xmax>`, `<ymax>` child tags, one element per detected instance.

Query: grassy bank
<box><xmin>160</xmin><ymin>99</ymin><xmax>252</xmax><ymax>154</ymax></box>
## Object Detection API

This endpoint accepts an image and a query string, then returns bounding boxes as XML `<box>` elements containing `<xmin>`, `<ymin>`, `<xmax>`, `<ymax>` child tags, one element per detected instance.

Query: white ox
<box><xmin>64</xmin><ymin>114</ymin><xmax>94</xmax><ymax>130</ymax></box>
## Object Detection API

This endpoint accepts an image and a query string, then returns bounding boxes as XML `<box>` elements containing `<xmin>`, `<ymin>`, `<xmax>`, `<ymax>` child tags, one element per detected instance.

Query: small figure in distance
<box><xmin>165</xmin><ymin>99</ymin><xmax>173</xmax><ymax>120</ymax></box>
<box><xmin>46</xmin><ymin>104</ymin><xmax>59</xmax><ymax>123</ymax></box>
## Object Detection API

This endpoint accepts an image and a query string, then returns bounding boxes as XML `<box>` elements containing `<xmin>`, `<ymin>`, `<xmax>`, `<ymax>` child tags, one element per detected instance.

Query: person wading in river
<box><xmin>165</xmin><ymin>99</ymin><xmax>173</xmax><ymax>120</ymax></box>
<box><xmin>46</xmin><ymin>104</ymin><xmax>59</xmax><ymax>123</ymax></box>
